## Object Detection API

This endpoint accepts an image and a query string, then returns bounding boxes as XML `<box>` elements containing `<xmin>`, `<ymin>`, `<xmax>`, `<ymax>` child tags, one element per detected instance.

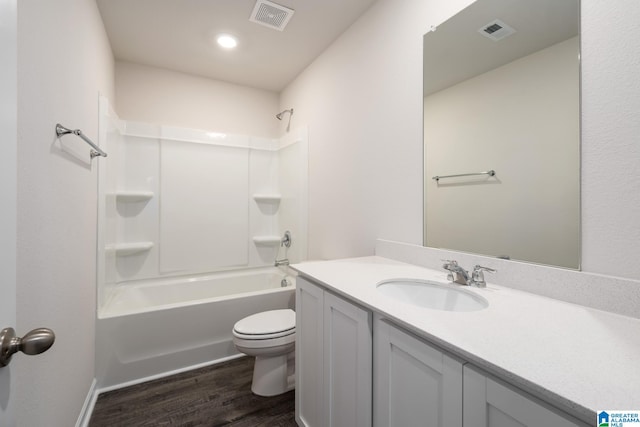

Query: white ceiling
<box><xmin>96</xmin><ymin>0</ymin><xmax>378</xmax><ymax>92</ymax></box>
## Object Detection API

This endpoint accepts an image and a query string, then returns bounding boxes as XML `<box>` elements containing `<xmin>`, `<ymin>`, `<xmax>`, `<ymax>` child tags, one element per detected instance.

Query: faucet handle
<box><xmin>441</xmin><ymin>259</ymin><xmax>458</xmax><ymax>269</ymax></box>
<box><xmin>470</xmin><ymin>265</ymin><xmax>496</xmax><ymax>288</ymax></box>
<box><xmin>441</xmin><ymin>260</ymin><xmax>456</xmax><ymax>281</ymax></box>
<box><xmin>281</xmin><ymin>230</ymin><xmax>292</xmax><ymax>248</ymax></box>
<box><xmin>473</xmin><ymin>265</ymin><xmax>496</xmax><ymax>273</ymax></box>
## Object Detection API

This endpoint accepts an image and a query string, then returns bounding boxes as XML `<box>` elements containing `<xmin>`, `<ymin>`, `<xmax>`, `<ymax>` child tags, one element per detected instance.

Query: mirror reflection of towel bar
<box><xmin>432</xmin><ymin>170</ymin><xmax>495</xmax><ymax>182</ymax></box>
<box><xmin>55</xmin><ymin>123</ymin><xmax>108</xmax><ymax>159</ymax></box>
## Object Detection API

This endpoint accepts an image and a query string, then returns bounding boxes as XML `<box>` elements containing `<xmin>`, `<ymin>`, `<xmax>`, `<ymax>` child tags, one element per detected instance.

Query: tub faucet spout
<box><xmin>275</xmin><ymin>258</ymin><xmax>290</xmax><ymax>267</ymax></box>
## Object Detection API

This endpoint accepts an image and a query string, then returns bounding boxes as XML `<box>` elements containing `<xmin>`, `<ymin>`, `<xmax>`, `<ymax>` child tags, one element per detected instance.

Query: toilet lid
<box><xmin>233</xmin><ymin>309</ymin><xmax>295</xmax><ymax>337</ymax></box>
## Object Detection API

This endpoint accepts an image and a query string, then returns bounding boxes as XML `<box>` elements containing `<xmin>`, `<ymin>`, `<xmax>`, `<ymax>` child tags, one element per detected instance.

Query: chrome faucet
<box><xmin>281</xmin><ymin>231</ymin><xmax>291</xmax><ymax>248</ymax></box>
<box><xmin>469</xmin><ymin>265</ymin><xmax>496</xmax><ymax>288</ymax></box>
<box><xmin>442</xmin><ymin>260</ymin><xmax>470</xmax><ymax>285</ymax></box>
<box><xmin>275</xmin><ymin>231</ymin><xmax>292</xmax><ymax>267</ymax></box>
<box><xmin>442</xmin><ymin>261</ymin><xmax>496</xmax><ymax>287</ymax></box>
<box><xmin>275</xmin><ymin>258</ymin><xmax>290</xmax><ymax>267</ymax></box>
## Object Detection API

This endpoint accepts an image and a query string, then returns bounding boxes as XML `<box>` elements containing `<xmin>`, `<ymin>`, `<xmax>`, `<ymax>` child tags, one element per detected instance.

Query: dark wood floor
<box><xmin>89</xmin><ymin>357</ymin><xmax>296</xmax><ymax>427</ymax></box>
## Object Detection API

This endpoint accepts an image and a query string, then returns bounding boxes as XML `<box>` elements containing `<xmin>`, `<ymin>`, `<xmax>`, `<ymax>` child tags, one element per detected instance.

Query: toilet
<box><xmin>232</xmin><ymin>309</ymin><xmax>296</xmax><ymax>396</ymax></box>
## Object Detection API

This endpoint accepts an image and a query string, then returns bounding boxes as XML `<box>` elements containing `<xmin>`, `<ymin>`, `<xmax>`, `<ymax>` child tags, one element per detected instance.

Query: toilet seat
<box><xmin>233</xmin><ymin>309</ymin><xmax>295</xmax><ymax>341</ymax></box>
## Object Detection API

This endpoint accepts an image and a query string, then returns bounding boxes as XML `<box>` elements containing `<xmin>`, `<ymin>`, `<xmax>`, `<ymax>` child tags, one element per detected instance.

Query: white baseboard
<box><xmin>75</xmin><ymin>378</ymin><xmax>98</xmax><ymax>427</ymax></box>
<box><xmin>95</xmin><ymin>353</ymin><xmax>246</xmax><ymax>394</ymax></box>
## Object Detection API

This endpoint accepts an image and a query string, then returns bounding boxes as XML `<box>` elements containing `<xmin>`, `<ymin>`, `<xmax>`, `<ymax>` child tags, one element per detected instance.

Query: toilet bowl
<box><xmin>232</xmin><ymin>308</ymin><xmax>295</xmax><ymax>396</ymax></box>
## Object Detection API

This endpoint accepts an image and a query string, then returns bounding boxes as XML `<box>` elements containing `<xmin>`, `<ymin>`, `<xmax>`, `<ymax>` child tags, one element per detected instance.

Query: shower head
<box><xmin>276</xmin><ymin>108</ymin><xmax>294</xmax><ymax>120</ymax></box>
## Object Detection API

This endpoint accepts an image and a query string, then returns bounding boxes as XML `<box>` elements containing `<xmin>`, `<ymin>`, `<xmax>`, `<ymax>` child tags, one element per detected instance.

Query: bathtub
<box><xmin>96</xmin><ymin>267</ymin><xmax>296</xmax><ymax>389</ymax></box>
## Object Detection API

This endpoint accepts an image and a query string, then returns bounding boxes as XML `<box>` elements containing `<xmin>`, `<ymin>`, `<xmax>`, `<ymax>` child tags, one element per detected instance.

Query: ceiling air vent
<box><xmin>249</xmin><ymin>0</ymin><xmax>295</xmax><ymax>32</ymax></box>
<box><xmin>478</xmin><ymin>19</ymin><xmax>516</xmax><ymax>41</ymax></box>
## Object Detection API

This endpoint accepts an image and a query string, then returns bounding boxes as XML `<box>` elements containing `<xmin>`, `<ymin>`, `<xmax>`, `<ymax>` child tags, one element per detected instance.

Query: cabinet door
<box><xmin>463</xmin><ymin>365</ymin><xmax>587</xmax><ymax>427</ymax></box>
<box><xmin>324</xmin><ymin>291</ymin><xmax>372</xmax><ymax>427</ymax></box>
<box><xmin>295</xmin><ymin>277</ymin><xmax>325</xmax><ymax>427</ymax></box>
<box><xmin>374</xmin><ymin>317</ymin><xmax>463</xmax><ymax>427</ymax></box>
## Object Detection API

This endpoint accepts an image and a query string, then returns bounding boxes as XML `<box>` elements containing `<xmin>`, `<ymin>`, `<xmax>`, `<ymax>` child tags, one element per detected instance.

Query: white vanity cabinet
<box><xmin>295</xmin><ymin>274</ymin><xmax>590</xmax><ymax>427</ymax></box>
<box><xmin>463</xmin><ymin>365</ymin><xmax>587</xmax><ymax>427</ymax></box>
<box><xmin>373</xmin><ymin>318</ymin><xmax>587</xmax><ymax>427</ymax></box>
<box><xmin>374</xmin><ymin>316</ymin><xmax>463</xmax><ymax>427</ymax></box>
<box><xmin>295</xmin><ymin>277</ymin><xmax>372</xmax><ymax>427</ymax></box>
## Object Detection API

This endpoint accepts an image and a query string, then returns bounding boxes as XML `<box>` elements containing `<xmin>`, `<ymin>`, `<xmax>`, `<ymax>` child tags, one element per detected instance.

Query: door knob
<box><xmin>0</xmin><ymin>327</ymin><xmax>55</xmax><ymax>367</ymax></box>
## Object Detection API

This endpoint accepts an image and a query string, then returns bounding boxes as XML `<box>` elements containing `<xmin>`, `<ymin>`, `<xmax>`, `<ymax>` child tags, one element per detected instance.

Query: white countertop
<box><xmin>292</xmin><ymin>256</ymin><xmax>640</xmax><ymax>423</ymax></box>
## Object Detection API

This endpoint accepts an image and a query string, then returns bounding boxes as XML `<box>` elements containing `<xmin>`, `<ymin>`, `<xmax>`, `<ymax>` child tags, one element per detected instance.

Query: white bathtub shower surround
<box><xmin>97</xmin><ymin>96</ymin><xmax>308</xmax><ymax>311</ymax></box>
<box><xmin>96</xmin><ymin>267</ymin><xmax>296</xmax><ymax>388</ymax></box>
<box><xmin>96</xmin><ymin>97</ymin><xmax>307</xmax><ymax>389</ymax></box>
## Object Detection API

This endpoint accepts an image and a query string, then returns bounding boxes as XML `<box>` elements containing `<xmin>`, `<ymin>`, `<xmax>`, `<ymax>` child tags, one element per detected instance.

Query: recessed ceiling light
<box><xmin>216</xmin><ymin>34</ymin><xmax>238</xmax><ymax>49</ymax></box>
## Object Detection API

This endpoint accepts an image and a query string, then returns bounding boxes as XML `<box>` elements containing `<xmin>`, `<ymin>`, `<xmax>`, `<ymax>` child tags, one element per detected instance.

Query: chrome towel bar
<box><xmin>55</xmin><ymin>123</ymin><xmax>107</xmax><ymax>158</ymax></box>
<box><xmin>432</xmin><ymin>170</ymin><xmax>495</xmax><ymax>182</ymax></box>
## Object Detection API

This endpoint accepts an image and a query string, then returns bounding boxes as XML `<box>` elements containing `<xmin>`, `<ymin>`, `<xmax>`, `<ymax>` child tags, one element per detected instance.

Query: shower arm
<box><xmin>276</xmin><ymin>108</ymin><xmax>294</xmax><ymax>120</ymax></box>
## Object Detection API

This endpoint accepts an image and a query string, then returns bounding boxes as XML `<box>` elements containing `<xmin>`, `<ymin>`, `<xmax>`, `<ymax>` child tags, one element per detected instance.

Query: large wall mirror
<box><xmin>423</xmin><ymin>0</ymin><xmax>580</xmax><ymax>269</ymax></box>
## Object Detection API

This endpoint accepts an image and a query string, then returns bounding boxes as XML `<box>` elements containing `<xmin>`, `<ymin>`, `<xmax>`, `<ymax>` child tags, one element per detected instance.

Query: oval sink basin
<box><xmin>376</xmin><ymin>279</ymin><xmax>488</xmax><ymax>312</ymax></box>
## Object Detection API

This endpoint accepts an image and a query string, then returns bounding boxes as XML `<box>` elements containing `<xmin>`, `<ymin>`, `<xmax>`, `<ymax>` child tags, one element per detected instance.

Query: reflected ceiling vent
<box><xmin>478</xmin><ymin>19</ymin><xmax>516</xmax><ymax>41</ymax></box>
<box><xmin>249</xmin><ymin>0</ymin><xmax>295</xmax><ymax>32</ymax></box>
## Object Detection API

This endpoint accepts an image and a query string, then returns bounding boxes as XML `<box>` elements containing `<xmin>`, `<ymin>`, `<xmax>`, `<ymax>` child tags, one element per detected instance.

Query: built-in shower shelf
<box><xmin>252</xmin><ymin>193</ymin><xmax>282</xmax><ymax>203</ymax></box>
<box><xmin>115</xmin><ymin>191</ymin><xmax>154</xmax><ymax>203</ymax></box>
<box><xmin>107</xmin><ymin>242</ymin><xmax>154</xmax><ymax>256</ymax></box>
<box><xmin>252</xmin><ymin>236</ymin><xmax>282</xmax><ymax>246</ymax></box>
